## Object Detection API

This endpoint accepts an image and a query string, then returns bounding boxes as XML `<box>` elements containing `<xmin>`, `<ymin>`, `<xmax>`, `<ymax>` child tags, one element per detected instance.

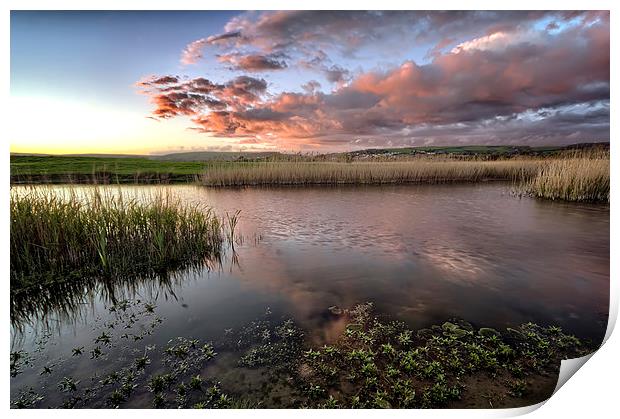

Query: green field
<box><xmin>10</xmin><ymin>155</ymin><xmax>208</xmax><ymax>183</ymax></box>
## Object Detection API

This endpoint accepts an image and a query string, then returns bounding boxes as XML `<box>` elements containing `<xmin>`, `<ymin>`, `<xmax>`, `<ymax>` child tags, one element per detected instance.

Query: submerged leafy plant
<box><xmin>508</xmin><ymin>379</ymin><xmax>528</xmax><ymax>398</ymax></box>
<box><xmin>10</xmin><ymin>350</ymin><xmax>31</xmax><ymax>377</ymax></box>
<box><xmin>10</xmin><ymin>302</ymin><xmax>591</xmax><ymax>409</ymax></box>
<box><xmin>58</xmin><ymin>377</ymin><xmax>80</xmax><ymax>393</ymax></box>
<box><xmin>11</xmin><ymin>388</ymin><xmax>44</xmax><ymax>408</ymax></box>
<box><xmin>292</xmin><ymin>303</ymin><xmax>590</xmax><ymax>409</ymax></box>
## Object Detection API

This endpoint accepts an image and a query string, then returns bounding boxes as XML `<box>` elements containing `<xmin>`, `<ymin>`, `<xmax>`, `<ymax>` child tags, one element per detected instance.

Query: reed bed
<box><xmin>201</xmin><ymin>160</ymin><xmax>545</xmax><ymax>187</ymax></box>
<box><xmin>522</xmin><ymin>157</ymin><xmax>609</xmax><ymax>202</ymax></box>
<box><xmin>10</xmin><ymin>187</ymin><xmax>226</xmax><ymax>291</ymax></box>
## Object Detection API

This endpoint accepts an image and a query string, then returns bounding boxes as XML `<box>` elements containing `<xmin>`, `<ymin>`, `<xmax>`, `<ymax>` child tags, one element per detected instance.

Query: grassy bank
<box><xmin>10</xmin><ymin>187</ymin><xmax>227</xmax><ymax>292</ymax></box>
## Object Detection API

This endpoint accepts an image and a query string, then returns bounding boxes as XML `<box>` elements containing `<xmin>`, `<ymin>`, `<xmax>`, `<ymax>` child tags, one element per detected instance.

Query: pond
<box><xmin>10</xmin><ymin>183</ymin><xmax>609</xmax><ymax>407</ymax></box>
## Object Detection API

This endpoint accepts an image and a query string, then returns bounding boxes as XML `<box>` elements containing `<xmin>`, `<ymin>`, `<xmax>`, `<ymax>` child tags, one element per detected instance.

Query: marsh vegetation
<box><xmin>11</xmin><ymin>145</ymin><xmax>609</xmax><ymax>202</ymax></box>
<box><xmin>522</xmin><ymin>155</ymin><xmax>609</xmax><ymax>202</ymax></box>
<box><xmin>199</xmin><ymin>152</ymin><xmax>609</xmax><ymax>203</ymax></box>
<box><xmin>10</xmin><ymin>187</ymin><xmax>232</xmax><ymax>294</ymax></box>
<box><xmin>200</xmin><ymin>160</ymin><xmax>541</xmax><ymax>187</ymax></box>
<box><xmin>10</xmin><ymin>302</ymin><xmax>591</xmax><ymax>409</ymax></box>
<box><xmin>290</xmin><ymin>303</ymin><xmax>588</xmax><ymax>408</ymax></box>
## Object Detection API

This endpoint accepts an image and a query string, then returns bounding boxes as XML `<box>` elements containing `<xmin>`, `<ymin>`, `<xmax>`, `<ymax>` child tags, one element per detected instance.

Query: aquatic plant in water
<box><xmin>9</xmin><ymin>187</ymin><xmax>239</xmax><ymax>327</ymax></box>
<box><xmin>10</xmin><ymin>302</ymin><xmax>592</xmax><ymax>409</ymax></box>
<box><xmin>292</xmin><ymin>303</ymin><xmax>591</xmax><ymax>408</ymax></box>
<box><xmin>10</xmin><ymin>187</ymin><xmax>227</xmax><ymax>290</ymax></box>
<box><xmin>201</xmin><ymin>160</ymin><xmax>543</xmax><ymax>187</ymax></box>
<box><xmin>521</xmin><ymin>155</ymin><xmax>609</xmax><ymax>202</ymax></box>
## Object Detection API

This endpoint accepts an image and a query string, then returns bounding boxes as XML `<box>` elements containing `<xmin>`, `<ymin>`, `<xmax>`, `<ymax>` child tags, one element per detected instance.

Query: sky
<box><xmin>10</xmin><ymin>10</ymin><xmax>610</xmax><ymax>155</ymax></box>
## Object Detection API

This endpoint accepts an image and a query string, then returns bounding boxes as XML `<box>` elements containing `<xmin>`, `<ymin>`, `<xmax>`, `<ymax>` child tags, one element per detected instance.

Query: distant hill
<box><xmin>11</xmin><ymin>142</ymin><xmax>608</xmax><ymax>162</ymax></box>
<box><xmin>63</xmin><ymin>153</ymin><xmax>149</xmax><ymax>158</ymax></box>
<box><xmin>337</xmin><ymin>142</ymin><xmax>609</xmax><ymax>159</ymax></box>
<box><xmin>10</xmin><ymin>152</ymin><xmax>149</xmax><ymax>159</ymax></box>
<box><xmin>149</xmin><ymin>151</ymin><xmax>283</xmax><ymax>162</ymax></box>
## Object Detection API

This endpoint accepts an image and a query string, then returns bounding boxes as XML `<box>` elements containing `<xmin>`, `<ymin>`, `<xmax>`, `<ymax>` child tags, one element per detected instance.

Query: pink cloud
<box><xmin>138</xmin><ymin>11</ymin><xmax>609</xmax><ymax>148</ymax></box>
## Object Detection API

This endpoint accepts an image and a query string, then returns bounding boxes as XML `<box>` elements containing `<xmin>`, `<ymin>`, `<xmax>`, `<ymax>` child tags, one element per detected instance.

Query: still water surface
<box><xmin>10</xmin><ymin>183</ymin><xmax>609</xmax><ymax>400</ymax></box>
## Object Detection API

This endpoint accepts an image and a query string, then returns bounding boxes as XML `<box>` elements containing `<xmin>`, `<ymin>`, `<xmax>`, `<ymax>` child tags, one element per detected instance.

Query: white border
<box><xmin>3</xmin><ymin>1</ymin><xmax>617</xmax><ymax>418</ymax></box>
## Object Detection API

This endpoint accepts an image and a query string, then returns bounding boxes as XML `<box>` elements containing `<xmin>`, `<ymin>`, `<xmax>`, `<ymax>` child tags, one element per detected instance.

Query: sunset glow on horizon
<box><xmin>11</xmin><ymin>11</ymin><xmax>610</xmax><ymax>155</ymax></box>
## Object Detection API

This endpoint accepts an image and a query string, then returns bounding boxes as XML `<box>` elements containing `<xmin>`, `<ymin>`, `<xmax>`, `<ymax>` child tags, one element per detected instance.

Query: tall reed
<box><xmin>10</xmin><ymin>187</ymin><xmax>225</xmax><ymax>291</ymax></box>
<box><xmin>522</xmin><ymin>157</ymin><xmax>609</xmax><ymax>202</ymax></box>
<box><xmin>201</xmin><ymin>160</ymin><xmax>544</xmax><ymax>187</ymax></box>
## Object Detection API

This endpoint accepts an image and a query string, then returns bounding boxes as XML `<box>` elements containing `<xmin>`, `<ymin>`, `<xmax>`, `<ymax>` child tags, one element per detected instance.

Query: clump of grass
<box><xmin>225</xmin><ymin>210</ymin><xmax>241</xmax><ymax>246</ymax></box>
<box><xmin>10</xmin><ymin>187</ymin><xmax>226</xmax><ymax>291</ymax></box>
<box><xmin>522</xmin><ymin>157</ymin><xmax>609</xmax><ymax>202</ymax></box>
<box><xmin>201</xmin><ymin>160</ymin><xmax>543</xmax><ymax>186</ymax></box>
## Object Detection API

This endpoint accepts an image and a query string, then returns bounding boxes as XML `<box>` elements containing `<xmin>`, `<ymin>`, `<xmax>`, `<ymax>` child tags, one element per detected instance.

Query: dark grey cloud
<box><xmin>217</xmin><ymin>53</ymin><xmax>288</xmax><ymax>71</ymax></box>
